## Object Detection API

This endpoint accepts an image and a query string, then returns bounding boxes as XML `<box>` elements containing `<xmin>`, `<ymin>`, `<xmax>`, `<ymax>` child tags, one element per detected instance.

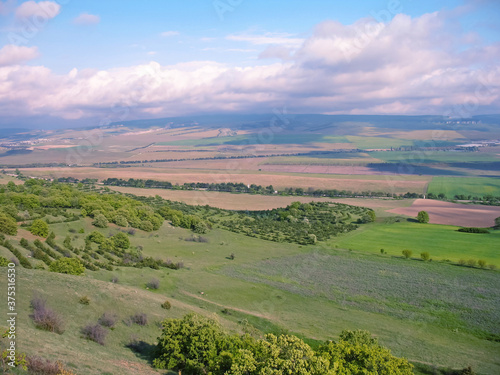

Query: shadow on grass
<box><xmin>126</xmin><ymin>338</ymin><xmax>157</xmax><ymax>365</ymax></box>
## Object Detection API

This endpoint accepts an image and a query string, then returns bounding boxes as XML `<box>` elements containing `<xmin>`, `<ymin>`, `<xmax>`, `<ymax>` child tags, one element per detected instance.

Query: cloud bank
<box><xmin>0</xmin><ymin>9</ymin><xmax>499</xmax><ymax>125</ymax></box>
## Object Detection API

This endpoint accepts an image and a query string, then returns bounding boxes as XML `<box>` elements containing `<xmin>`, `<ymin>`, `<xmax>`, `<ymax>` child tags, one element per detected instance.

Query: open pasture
<box><xmin>333</xmin><ymin>221</ymin><xmax>500</xmax><ymax>266</ymax></box>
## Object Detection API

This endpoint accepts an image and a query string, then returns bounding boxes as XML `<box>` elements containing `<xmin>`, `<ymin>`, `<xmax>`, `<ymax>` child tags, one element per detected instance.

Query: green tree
<box><xmin>114</xmin><ymin>215</ymin><xmax>128</xmax><ymax>227</ymax></box>
<box><xmin>402</xmin><ymin>249</ymin><xmax>412</xmax><ymax>259</ymax></box>
<box><xmin>87</xmin><ymin>230</ymin><xmax>105</xmax><ymax>244</ymax></box>
<box><xmin>420</xmin><ymin>252</ymin><xmax>430</xmax><ymax>261</ymax></box>
<box><xmin>494</xmin><ymin>216</ymin><xmax>500</xmax><ymax>229</ymax></box>
<box><xmin>367</xmin><ymin>210</ymin><xmax>376</xmax><ymax>222</ymax></box>
<box><xmin>0</xmin><ymin>256</ymin><xmax>9</xmax><ymax>267</ymax></box>
<box><xmin>112</xmin><ymin>232</ymin><xmax>130</xmax><ymax>249</ymax></box>
<box><xmin>30</xmin><ymin>219</ymin><xmax>49</xmax><ymax>238</ymax></box>
<box><xmin>92</xmin><ymin>214</ymin><xmax>108</xmax><ymax>228</ymax></box>
<box><xmin>417</xmin><ymin>210</ymin><xmax>429</xmax><ymax>223</ymax></box>
<box><xmin>0</xmin><ymin>213</ymin><xmax>17</xmax><ymax>235</ymax></box>
<box><xmin>49</xmin><ymin>258</ymin><xmax>85</xmax><ymax>275</ymax></box>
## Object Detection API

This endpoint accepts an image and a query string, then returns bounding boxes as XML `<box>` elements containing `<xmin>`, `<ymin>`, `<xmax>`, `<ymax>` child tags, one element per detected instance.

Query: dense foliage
<box><xmin>153</xmin><ymin>313</ymin><xmax>413</xmax><ymax>375</ymax></box>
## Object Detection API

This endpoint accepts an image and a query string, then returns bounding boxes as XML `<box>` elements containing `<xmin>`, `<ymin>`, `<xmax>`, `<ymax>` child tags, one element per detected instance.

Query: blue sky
<box><xmin>0</xmin><ymin>0</ymin><xmax>499</xmax><ymax>127</ymax></box>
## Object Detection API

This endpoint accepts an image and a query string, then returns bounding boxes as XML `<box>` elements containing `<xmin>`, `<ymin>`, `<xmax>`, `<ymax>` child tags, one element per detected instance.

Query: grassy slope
<box><xmin>0</xmin><ymin>206</ymin><xmax>499</xmax><ymax>374</ymax></box>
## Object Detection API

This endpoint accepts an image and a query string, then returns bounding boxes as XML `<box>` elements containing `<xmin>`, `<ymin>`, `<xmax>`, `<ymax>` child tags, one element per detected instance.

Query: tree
<box><xmin>92</xmin><ymin>214</ymin><xmax>108</xmax><ymax>228</ymax></box>
<box><xmin>494</xmin><ymin>216</ymin><xmax>500</xmax><ymax>229</ymax></box>
<box><xmin>420</xmin><ymin>252</ymin><xmax>430</xmax><ymax>261</ymax></box>
<box><xmin>112</xmin><ymin>232</ymin><xmax>130</xmax><ymax>249</ymax></box>
<box><xmin>87</xmin><ymin>230</ymin><xmax>105</xmax><ymax>244</ymax></box>
<box><xmin>402</xmin><ymin>249</ymin><xmax>412</xmax><ymax>259</ymax></box>
<box><xmin>417</xmin><ymin>211</ymin><xmax>429</xmax><ymax>223</ymax></box>
<box><xmin>49</xmin><ymin>258</ymin><xmax>85</xmax><ymax>275</ymax></box>
<box><xmin>367</xmin><ymin>210</ymin><xmax>376</xmax><ymax>222</ymax></box>
<box><xmin>0</xmin><ymin>213</ymin><xmax>17</xmax><ymax>235</ymax></box>
<box><xmin>30</xmin><ymin>219</ymin><xmax>49</xmax><ymax>238</ymax></box>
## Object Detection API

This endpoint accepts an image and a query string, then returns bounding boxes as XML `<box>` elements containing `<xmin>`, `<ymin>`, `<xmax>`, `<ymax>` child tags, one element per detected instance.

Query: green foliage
<box><xmin>0</xmin><ymin>256</ymin><xmax>9</xmax><ymax>267</ymax></box>
<box><xmin>420</xmin><ymin>252</ymin><xmax>430</xmax><ymax>261</ymax></box>
<box><xmin>92</xmin><ymin>214</ymin><xmax>109</xmax><ymax>228</ymax></box>
<box><xmin>458</xmin><ymin>227</ymin><xmax>490</xmax><ymax>233</ymax></box>
<box><xmin>49</xmin><ymin>258</ymin><xmax>85</xmax><ymax>275</ymax></box>
<box><xmin>478</xmin><ymin>259</ymin><xmax>487</xmax><ymax>269</ymax></box>
<box><xmin>402</xmin><ymin>249</ymin><xmax>412</xmax><ymax>259</ymax></box>
<box><xmin>154</xmin><ymin>314</ymin><xmax>412</xmax><ymax>375</ymax></box>
<box><xmin>417</xmin><ymin>210</ymin><xmax>429</xmax><ymax>223</ymax></box>
<box><xmin>87</xmin><ymin>230</ymin><xmax>105</xmax><ymax>244</ymax></box>
<box><xmin>30</xmin><ymin>219</ymin><xmax>49</xmax><ymax>238</ymax></box>
<box><xmin>495</xmin><ymin>216</ymin><xmax>500</xmax><ymax>229</ymax></box>
<box><xmin>161</xmin><ymin>300</ymin><xmax>171</xmax><ymax>310</ymax></box>
<box><xmin>78</xmin><ymin>296</ymin><xmax>90</xmax><ymax>305</ymax></box>
<box><xmin>0</xmin><ymin>213</ymin><xmax>17</xmax><ymax>235</ymax></box>
<box><xmin>113</xmin><ymin>214</ymin><xmax>128</xmax><ymax>227</ymax></box>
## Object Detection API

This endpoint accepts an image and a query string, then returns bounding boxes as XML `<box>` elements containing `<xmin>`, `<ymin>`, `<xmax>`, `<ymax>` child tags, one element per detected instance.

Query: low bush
<box><xmin>98</xmin><ymin>312</ymin><xmax>118</xmax><ymax>328</ymax></box>
<box><xmin>26</xmin><ymin>355</ymin><xmax>75</xmax><ymax>375</ymax></box>
<box><xmin>130</xmin><ymin>313</ymin><xmax>148</xmax><ymax>326</ymax></box>
<box><xmin>458</xmin><ymin>227</ymin><xmax>490</xmax><ymax>233</ymax></box>
<box><xmin>147</xmin><ymin>278</ymin><xmax>160</xmax><ymax>289</ymax></box>
<box><xmin>78</xmin><ymin>296</ymin><xmax>90</xmax><ymax>305</ymax></box>
<box><xmin>81</xmin><ymin>323</ymin><xmax>108</xmax><ymax>345</ymax></box>
<box><xmin>161</xmin><ymin>300</ymin><xmax>171</xmax><ymax>310</ymax></box>
<box><xmin>30</xmin><ymin>296</ymin><xmax>65</xmax><ymax>334</ymax></box>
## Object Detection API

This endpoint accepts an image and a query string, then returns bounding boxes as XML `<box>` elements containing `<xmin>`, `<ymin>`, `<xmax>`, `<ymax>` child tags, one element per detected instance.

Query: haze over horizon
<box><xmin>1</xmin><ymin>0</ymin><xmax>500</xmax><ymax>129</ymax></box>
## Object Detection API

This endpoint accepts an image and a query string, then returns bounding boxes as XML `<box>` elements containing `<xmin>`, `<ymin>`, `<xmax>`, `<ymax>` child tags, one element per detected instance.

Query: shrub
<box><xmin>111</xmin><ymin>276</ymin><xmax>119</xmax><ymax>283</ymax></box>
<box><xmin>98</xmin><ymin>312</ymin><xmax>118</xmax><ymax>328</ymax></box>
<box><xmin>81</xmin><ymin>323</ymin><xmax>108</xmax><ymax>345</ymax></box>
<box><xmin>114</xmin><ymin>215</ymin><xmax>128</xmax><ymax>227</ymax></box>
<box><xmin>402</xmin><ymin>250</ymin><xmax>412</xmax><ymax>259</ymax></box>
<box><xmin>420</xmin><ymin>252</ymin><xmax>430</xmax><ymax>261</ymax></box>
<box><xmin>417</xmin><ymin>210</ymin><xmax>429</xmax><ymax>223</ymax></box>
<box><xmin>130</xmin><ymin>313</ymin><xmax>148</xmax><ymax>326</ymax></box>
<box><xmin>30</xmin><ymin>219</ymin><xmax>49</xmax><ymax>238</ymax></box>
<box><xmin>92</xmin><ymin>214</ymin><xmax>108</xmax><ymax>228</ymax></box>
<box><xmin>79</xmin><ymin>296</ymin><xmax>90</xmax><ymax>305</ymax></box>
<box><xmin>458</xmin><ymin>227</ymin><xmax>490</xmax><ymax>234</ymax></box>
<box><xmin>458</xmin><ymin>259</ymin><xmax>466</xmax><ymax>266</ymax></box>
<box><xmin>147</xmin><ymin>278</ymin><xmax>160</xmax><ymax>289</ymax></box>
<box><xmin>477</xmin><ymin>259</ymin><xmax>487</xmax><ymax>269</ymax></box>
<box><xmin>467</xmin><ymin>259</ymin><xmax>477</xmax><ymax>268</ymax></box>
<box><xmin>161</xmin><ymin>300</ymin><xmax>171</xmax><ymax>310</ymax></box>
<box><xmin>87</xmin><ymin>230</ymin><xmax>105</xmax><ymax>244</ymax></box>
<box><xmin>26</xmin><ymin>355</ymin><xmax>75</xmax><ymax>375</ymax></box>
<box><xmin>0</xmin><ymin>256</ymin><xmax>9</xmax><ymax>267</ymax></box>
<box><xmin>229</xmin><ymin>253</ymin><xmax>235</xmax><ymax>260</ymax></box>
<box><xmin>30</xmin><ymin>296</ymin><xmax>65</xmax><ymax>334</ymax></box>
<box><xmin>488</xmin><ymin>264</ymin><xmax>496</xmax><ymax>270</ymax></box>
<box><xmin>0</xmin><ymin>213</ymin><xmax>17</xmax><ymax>235</ymax></box>
<box><xmin>112</xmin><ymin>232</ymin><xmax>130</xmax><ymax>249</ymax></box>
<box><xmin>49</xmin><ymin>258</ymin><xmax>85</xmax><ymax>275</ymax></box>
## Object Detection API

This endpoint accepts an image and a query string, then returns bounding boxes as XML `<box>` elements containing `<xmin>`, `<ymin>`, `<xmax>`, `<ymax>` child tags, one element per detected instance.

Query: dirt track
<box><xmin>387</xmin><ymin>199</ymin><xmax>500</xmax><ymax>227</ymax></box>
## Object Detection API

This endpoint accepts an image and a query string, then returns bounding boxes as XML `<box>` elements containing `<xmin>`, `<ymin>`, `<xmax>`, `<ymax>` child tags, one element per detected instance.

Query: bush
<box><xmin>458</xmin><ymin>259</ymin><xmax>466</xmax><ymax>266</ymax></box>
<box><xmin>30</xmin><ymin>296</ymin><xmax>65</xmax><ymax>334</ymax></box>
<box><xmin>130</xmin><ymin>313</ymin><xmax>148</xmax><ymax>326</ymax></box>
<box><xmin>458</xmin><ymin>227</ymin><xmax>490</xmax><ymax>233</ymax></box>
<box><xmin>49</xmin><ymin>258</ymin><xmax>85</xmax><ymax>275</ymax></box>
<box><xmin>79</xmin><ymin>296</ymin><xmax>90</xmax><ymax>305</ymax></box>
<box><xmin>87</xmin><ymin>230</ymin><xmax>105</xmax><ymax>244</ymax></box>
<box><xmin>26</xmin><ymin>355</ymin><xmax>75</xmax><ymax>375</ymax></box>
<box><xmin>402</xmin><ymin>249</ymin><xmax>412</xmax><ymax>259</ymax></box>
<box><xmin>81</xmin><ymin>323</ymin><xmax>108</xmax><ymax>345</ymax></box>
<box><xmin>0</xmin><ymin>256</ymin><xmax>9</xmax><ymax>267</ymax></box>
<box><xmin>112</xmin><ymin>232</ymin><xmax>130</xmax><ymax>249</ymax></box>
<box><xmin>30</xmin><ymin>219</ymin><xmax>49</xmax><ymax>238</ymax></box>
<box><xmin>478</xmin><ymin>259</ymin><xmax>487</xmax><ymax>269</ymax></box>
<box><xmin>147</xmin><ymin>278</ymin><xmax>160</xmax><ymax>289</ymax></box>
<box><xmin>467</xmin><ymin>259</ymin><xmax>477</xmax><ymax>267</ymax></box>
<box><xmin>111</xmin><ymin>276</ymin><xmax>119</xmax><ymax>283</ymax></box>
<box><xmin>161</xmin><ymin>300</ymin><xmax>171</xmax><ymax>310</ymax></box>
<box><xmin>0</xmin><ymin>213</ymin><xmax>17</xmax><ymax>235</ymax></box>
<box><xmin>92</xmin><ymin>214</ymin><xmax>109</xmax><ymax>228</ymax></box>
<box><xmin>488</xmin><ymin>264</ymin><xmax>496</xmax><ymax>270</ymax></box>
<box><xmin>417</xmin><ymin>210</ymin><xmax>429</xmax><ymax>223</ymax></box>
<box><xmin>98</xmin><ymin>312</ymin><xmax>118</xmax><ymax>328</ymax></box>
<box><xmin>420</xmin><ymin>252</ymin><xmax>430</xmax><ymax>261</ymax></box>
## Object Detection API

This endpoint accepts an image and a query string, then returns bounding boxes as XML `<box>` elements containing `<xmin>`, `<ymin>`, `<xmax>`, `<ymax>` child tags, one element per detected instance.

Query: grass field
<box><xmin>427</xmin><ymin>176</ymin><xmax>500</xmax><ymax>197</ymax></box>
<box><xmin>332</xmin><ymin>221</ymin><xmax>500</xmax><ymax>266</ymax></box>
<box><xmin>1</xmin><ymin>205</ymin><xmax>499</xmax><ymax>374</ymax></box>
<box><xmin>371</xmin><ymin>151</ymin><xmax>500</xmax><ymax>164</ymax></box>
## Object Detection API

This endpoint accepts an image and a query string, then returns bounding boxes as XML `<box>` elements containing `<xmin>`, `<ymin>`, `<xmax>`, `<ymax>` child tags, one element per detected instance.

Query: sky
<box><xmin>0</xmin><ymin>0</ymin><xmax>499</xmax><ymax>128</ymax></box>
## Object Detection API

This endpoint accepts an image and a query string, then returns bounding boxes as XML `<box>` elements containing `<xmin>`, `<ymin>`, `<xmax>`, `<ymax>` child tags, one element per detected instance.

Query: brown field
<box><xmin>21</xmin><ymin>166</ymin><xmax>429</xmax><ymax>194</ymax></box>
<box><xmin>107</xmin><ymin>185</ymin><xmax>413</xmax><ymax>212</ymax></box>
<box><xmin>261</xmin><ymin>164</ymin><xmax>405</xmax><ymax>176</ymax></box>
<box><xmin>387</xmin><ymin>199</ymin><xmax>500</xmax><ymax>227</ymax></box>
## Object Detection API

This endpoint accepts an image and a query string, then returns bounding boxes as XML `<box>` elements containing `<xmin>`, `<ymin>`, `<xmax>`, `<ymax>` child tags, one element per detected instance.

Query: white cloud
<box><xmin>147</xmin><ymin>51</ymin><xmax>157</xmax><ymax>56</ymax></box>
<box><xmin>0</xmin><ymin>0</ymin><xmax>16</xmax><ymax>15</ymax></box>
<box><xmin>0</xmin><ymin>45</ymin><xmax>39</xmax><ymax>66</ymax></box>
<box><xmin>0</xmin><ymin>9</ymin><xmax>499</xmax><ymax>121</ymax></box>
<box><xmin>226</xmin><ymin>32</ymin><xmax>304</xmax><ymax>48</ymax></box>
<box><xmin>15</xmin><ymin>1</ymin><xmax>60</xmax><ymax>19</ymax></box>
<box><xmin>160</xmin><ymin>31</ymin><xmax>179</xmax><ymax>37</ymax></box>
<box><xmin>73</xmin><ymin>13</ymin><xmax>100</xmax><ymax>25</ymax></box>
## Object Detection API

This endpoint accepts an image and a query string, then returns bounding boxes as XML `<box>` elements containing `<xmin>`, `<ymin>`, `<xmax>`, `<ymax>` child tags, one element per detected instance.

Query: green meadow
<box><xmin>427</xmin><ymin>176</ymin><xmax>500</xmax><ymax>198</ymax></box>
